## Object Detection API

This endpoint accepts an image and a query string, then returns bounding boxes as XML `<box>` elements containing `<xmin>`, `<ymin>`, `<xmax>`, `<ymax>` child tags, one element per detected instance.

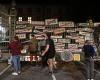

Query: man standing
<box><xmin>9</xmin><ymin>36</ymin><xmax>22</xmax><ymax>75</ymax></box>
<box><xmin>28</xmin><ymin>34</ymin><xmax>38</xmax><ymax>65</ymax></box>
<box><xmin>83</xmin><ymin>40</ymin><xmax>96</xmax><ymax>80</ymax></box>
<box><xmin>41</xmin><ymin>32</ymin><xmax>57</xmax><ymax>74</ymax></box>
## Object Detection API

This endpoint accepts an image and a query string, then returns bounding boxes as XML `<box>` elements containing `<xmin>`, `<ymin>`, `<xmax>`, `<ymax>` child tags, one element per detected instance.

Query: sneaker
<box><xmin>12</xmin><ymin>72</ymin><xmax>18</xmax><ymax>75</ymax></box>
<box><xmin>91</xmin><ymin>79</ymin><xmax>94</xmax><ymax>80</ymax></box>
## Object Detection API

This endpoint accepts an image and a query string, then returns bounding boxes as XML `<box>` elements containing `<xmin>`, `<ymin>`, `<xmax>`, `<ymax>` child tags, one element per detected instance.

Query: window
<box><xmin>18</xmin><ymin>17</ymin><xmax>22</xmax><ymax>21</ymax></box>
<box><xmin>28</xmin><ymin>17</ymin><xmax>32</xmax><ymax>23</ymax></box>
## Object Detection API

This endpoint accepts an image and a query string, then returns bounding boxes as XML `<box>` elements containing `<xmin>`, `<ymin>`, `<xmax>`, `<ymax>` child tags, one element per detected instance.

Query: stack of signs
<box><xmin>33</xmin><ymin>26</ymin><xmax>45</xmax><ymax>34</ymax></box>
<box><xmin>34</xmin><ymin>34</ymin><xmax>44</xmax><ymax>40</ymax></box>
<box><xmin>31</xmin><ymin>21</ymin><xmax>44</xmax><ymax>34</ymax></box>
<box><xmin>16</xmin><ymin>22</ymin><xmax>29</xmax><ymax>39</ymax></box>
<box><xmin>51</xmin><ymin>35</ymin><xmax>64</xmax><ymax>53</ymax></box>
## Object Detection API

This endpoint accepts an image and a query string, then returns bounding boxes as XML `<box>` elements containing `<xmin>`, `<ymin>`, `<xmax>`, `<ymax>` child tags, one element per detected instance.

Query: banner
<box><xmin>35</xmin><ymin>26</ymin><xmax>45</xmax><ymax>29</ymax></box>
<box><xmin>59</xmin><ymin>21</ymin><xmax>74</xmax><ymax>27</ymax></box>
<box><xmin>16</xmin><ymin>21</ymin><xmax>28</xmax><ymax>24</ymax></box>
<box><xmin>34</xmin><ymin>34</ymin><xmax>44</xmax><ymax>40</ymax></box>
<box><xmin>68</xmin><ymin>44</ymin><xmax>78</xmax><ymax>49</ymax></box>
<box><xmin>78</xmin><ymin>23</ymin><xmax>89</xmax><ymax>27</ymax></box>
<box><xmin>45</xmin><ymin>19</ymin><xmax>58</xmax><ymax>25</ymax></box>
<box><xmin>51</xmin><ymin>35</ymin><xmax>62</xmax><ymax>39</ymax></box>
<box><xmin>53</xmin><ymin>28</ymin><xmax>65</xmax><ymax>34</ymax></box>
<box><xmin>16</xmin><ymin>34</ymin><xmax>26</xmax><ymax>39</ymax></box>
<box><xmin>15</xmin><ymin>28</ymin><xmax>32</xmax><ymax>33</ymax></box>
<box><xmin>16</xmin><ymin>25</ymin><xmax>26</xmax><ymax>29</ymax></box>
<box><xmin>94</xmin><ymin>22</ymin><xmax>100</xmax><ymax>27</ymax></box>
<box><xmin>31</xmin><ymin>21</ymin><xmax>44</xmax><ymax>25</ymax></box>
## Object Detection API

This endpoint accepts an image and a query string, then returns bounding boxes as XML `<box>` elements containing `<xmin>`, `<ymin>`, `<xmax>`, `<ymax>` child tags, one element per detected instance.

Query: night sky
<box><xmin>0</xmin><ymin>0</ymin><xmax>100</xmax><ymax>22</ymax></box>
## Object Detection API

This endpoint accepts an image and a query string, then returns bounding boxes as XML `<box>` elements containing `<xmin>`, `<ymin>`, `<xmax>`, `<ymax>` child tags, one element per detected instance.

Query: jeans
<box><xmin>85</xmin><ymin>57</ymin><xmax>94</xmax><ymax>79</ymax></box>
<box><xmin>12</xmin><ymin>55</ymin><xmax>21</xmax><ymax>73</ymax></box>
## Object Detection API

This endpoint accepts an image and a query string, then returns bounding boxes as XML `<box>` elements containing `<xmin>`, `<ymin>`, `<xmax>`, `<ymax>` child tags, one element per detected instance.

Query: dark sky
<box><xmin>0</xmin><ymin>0</ymin><xmax>100</xmax><ymax>22</ymax></box>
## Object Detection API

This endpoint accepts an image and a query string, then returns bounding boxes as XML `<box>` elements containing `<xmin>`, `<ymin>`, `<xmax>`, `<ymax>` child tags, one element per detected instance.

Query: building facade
<box><xmin>14</xmin><ymin>4</ymin><xmax>71</xmax><ymax>21</ymax></box>
<box><xmin>0</xmin><ymin>4</ymin><xmax>9</xmax><ymax>41</ymax></box>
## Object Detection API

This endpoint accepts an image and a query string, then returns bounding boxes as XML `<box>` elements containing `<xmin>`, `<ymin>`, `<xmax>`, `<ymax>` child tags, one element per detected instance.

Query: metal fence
<box><xmin>0</xmin><ymin>4</ymin><xmax>10</xmax><ymax>60</ymax></box>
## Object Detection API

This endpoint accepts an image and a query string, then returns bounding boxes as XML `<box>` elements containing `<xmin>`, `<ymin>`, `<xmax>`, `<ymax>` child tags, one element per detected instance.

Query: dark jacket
<box><xmin>83</xmin><ymin>44</ymin><xmax>96</xmax><ymax>58</ymax></box>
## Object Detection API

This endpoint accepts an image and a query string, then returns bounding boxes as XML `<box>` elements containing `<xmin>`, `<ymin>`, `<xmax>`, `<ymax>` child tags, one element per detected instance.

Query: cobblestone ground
<box><xmin>0</xmin><ymin>62</ymin><xmax>8</xmax><ymax>72</ymax></box>
<box><xmin>0</xmin><ymin>65</ymin><xmax>74</xmax><ymax>80</ymax></box>
<box><xmin>0</xmin><ymin>62</ymin><xmax>84</xmax><ymax>80</ymax></box>
<box><xmin>0</xmin><ymin>61</ymin><xmax>100</xmax><ymax>80</ymax></box>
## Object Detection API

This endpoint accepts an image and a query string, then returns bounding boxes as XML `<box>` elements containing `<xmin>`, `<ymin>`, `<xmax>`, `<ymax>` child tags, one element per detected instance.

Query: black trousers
<box><xmin>41</xmin><ymin>55</ymin><xmax>48</xmax><ymax>68</ymax></box>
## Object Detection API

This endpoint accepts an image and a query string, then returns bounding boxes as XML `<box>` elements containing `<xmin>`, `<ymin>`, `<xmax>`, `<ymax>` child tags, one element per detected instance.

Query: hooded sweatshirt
<box><xmin>9</xmin><ymin>40</ymin><xmax>22</xmax><ymax>56</ymax></box>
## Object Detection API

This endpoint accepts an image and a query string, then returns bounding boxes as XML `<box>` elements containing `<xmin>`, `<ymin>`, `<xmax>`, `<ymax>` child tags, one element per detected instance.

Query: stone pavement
<box><xmin>95</xmin><ymin>73</ymin><xmax>100</xmax><ymax>80</ymax></box>
<box><xmin>0</xmin><ymin>62</ymin><xmax>8</xmax><ymax>72</ymax></box>
<box><xmin>0</xmin><ymin>65</ymin><xmax>74</xmax><ymax>80</ymax></box>
<box><xmin>0</xmin><ymin>61</ymin><xmax>100</xmax><ymax>80</ymax></box>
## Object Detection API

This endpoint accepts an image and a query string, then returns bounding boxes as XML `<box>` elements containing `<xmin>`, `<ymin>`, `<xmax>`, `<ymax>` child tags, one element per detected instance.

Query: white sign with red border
<box><xmin>59</xmin><ymin>21</ymin><xmax>74</xmax><ymax>27</ymax></box>
<box><xmin>45</xmin><ymin>19</ymin><xmax>58</xmax><ymax>25</ymax></box>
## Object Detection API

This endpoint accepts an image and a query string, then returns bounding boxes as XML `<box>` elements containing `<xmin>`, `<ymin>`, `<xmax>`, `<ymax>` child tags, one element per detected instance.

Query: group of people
<box><xmin>8</xmin><ymin>31</ymin><xmax>97</xmax><ymax>80</ymax></box>
<box><xmin>9</xmin><ymin>32</ymin><xmax>57</xmax><ymax>76</ymax></box>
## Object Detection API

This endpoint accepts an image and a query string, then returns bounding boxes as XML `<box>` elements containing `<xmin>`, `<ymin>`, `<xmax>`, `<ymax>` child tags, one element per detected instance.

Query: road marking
<box><xmin>0</xmin><ymin>64</ymin><xmax>11</xmax><ymax>76</ymax></box>
<box><xmin>51</xmin><ymin>74</ymin><xmax>56</xmax><ymax>80</ymax></box>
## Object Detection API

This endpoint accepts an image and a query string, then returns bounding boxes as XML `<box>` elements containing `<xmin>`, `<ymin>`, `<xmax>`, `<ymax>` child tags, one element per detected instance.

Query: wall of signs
<box><xmin>16</xmin><ymin>19</ymin><xmax>94</xmax><ymax>62</ymax></box>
